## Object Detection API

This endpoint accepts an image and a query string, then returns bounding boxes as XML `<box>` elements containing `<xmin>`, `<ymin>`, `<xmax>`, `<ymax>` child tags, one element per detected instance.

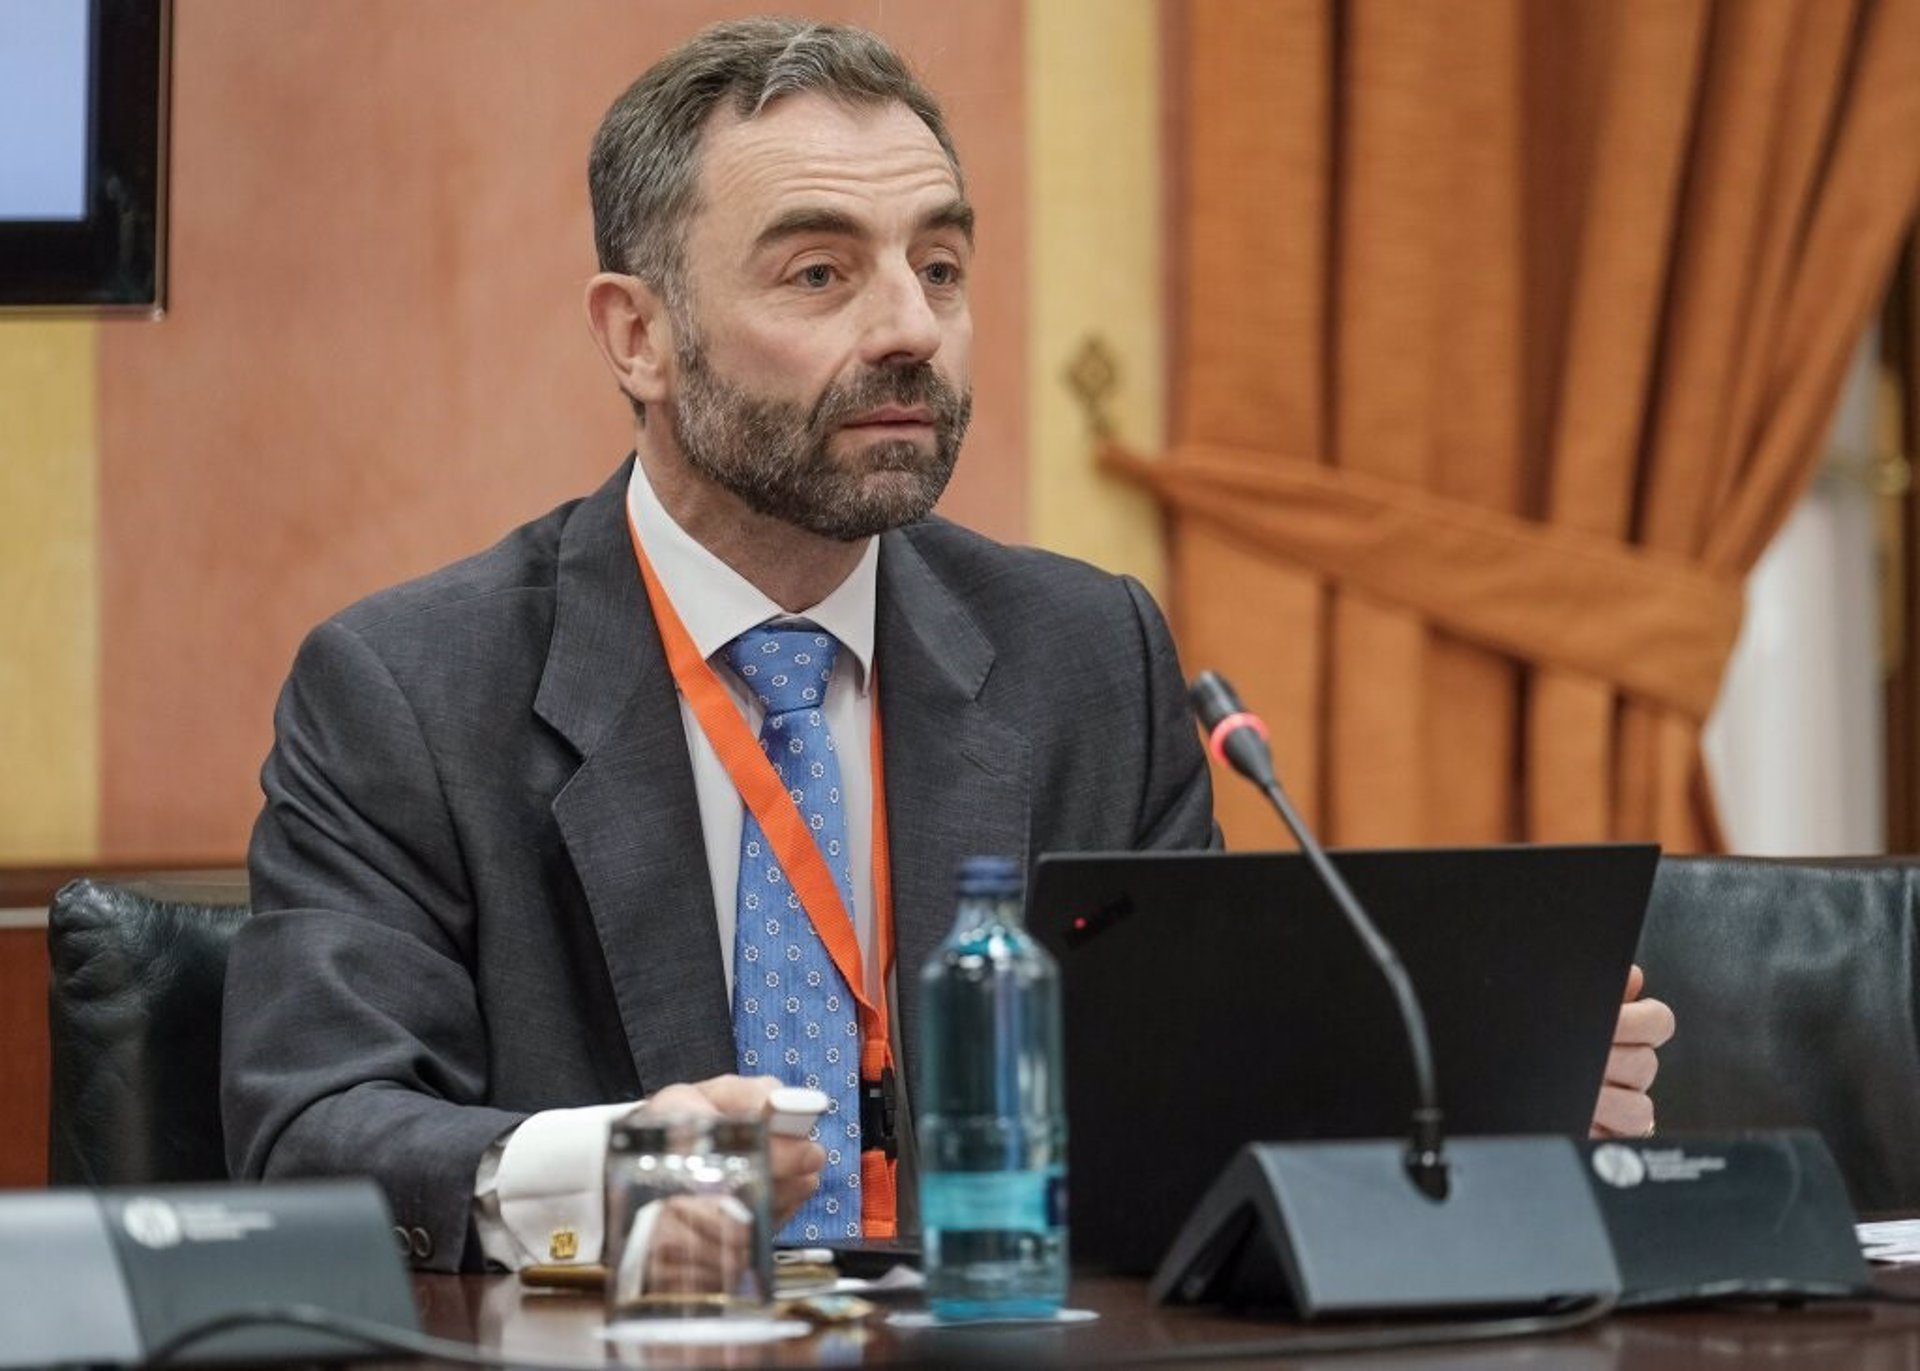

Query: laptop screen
<box><xmin>1027</xmin><ymin>844</ymin><xmax>1659</xmax><ymax>1274</ymax></box>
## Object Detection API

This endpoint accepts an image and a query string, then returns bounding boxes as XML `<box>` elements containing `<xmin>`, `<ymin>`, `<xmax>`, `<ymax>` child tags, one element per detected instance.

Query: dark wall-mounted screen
<box><xmin>0</xmin><ymin>0</ymin><xmax>169</xmax><ymax>313</ymax></box>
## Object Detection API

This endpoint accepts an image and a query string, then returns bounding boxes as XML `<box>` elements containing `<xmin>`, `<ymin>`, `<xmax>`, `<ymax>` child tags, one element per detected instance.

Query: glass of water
<box><xmin>603</xmin><ymin>1112</ymin><xmax>775</xmax><ymax>1325</ymax></box>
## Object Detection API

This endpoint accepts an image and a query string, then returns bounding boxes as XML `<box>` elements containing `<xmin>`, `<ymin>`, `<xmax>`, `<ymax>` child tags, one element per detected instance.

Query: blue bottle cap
<box><xmin>955</xmin><ymin>855</ymin><xmax>1023</xmax><ymax>898</ymax></box>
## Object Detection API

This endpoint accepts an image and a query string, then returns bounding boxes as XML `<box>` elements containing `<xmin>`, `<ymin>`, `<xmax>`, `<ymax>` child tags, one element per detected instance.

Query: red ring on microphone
<box><xmin>1207</xmin><ymin>711</ymin><xmax>1269</xmax><ymax>766</ymax></box>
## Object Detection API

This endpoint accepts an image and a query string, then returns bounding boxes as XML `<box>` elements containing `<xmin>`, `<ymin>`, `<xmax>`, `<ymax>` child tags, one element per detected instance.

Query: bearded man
<box><xmin>221</xmin><ymin>18</ymin><xmax>1670</xmax><ymax>1275</ymax></box>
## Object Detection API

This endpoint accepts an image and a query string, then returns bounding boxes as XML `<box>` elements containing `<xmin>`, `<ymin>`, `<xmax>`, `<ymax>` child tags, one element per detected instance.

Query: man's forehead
<box><xmin>692</xmin><ymin>93</ymin><xmax>963</xmax><ymax>235</ymax></box>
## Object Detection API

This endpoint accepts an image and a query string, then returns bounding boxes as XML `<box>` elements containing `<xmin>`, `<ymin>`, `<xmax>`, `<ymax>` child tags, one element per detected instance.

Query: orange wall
<box><xmin>94</xmin><ymin>1</ymin><xmax>1028</xmax><ymax>859</ymax></box>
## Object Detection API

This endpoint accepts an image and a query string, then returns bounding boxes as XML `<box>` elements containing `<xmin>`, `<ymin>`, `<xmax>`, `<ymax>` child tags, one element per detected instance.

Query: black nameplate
<box><xmin>1581</xmin><ymin>1130</ymin><xmax>1869</xmax><ymax>1306</ymax></box>
<box><xmin>0</xmin><ymin>1179</ymin><xmax>418</xmax><ymax>1366</ymax></box>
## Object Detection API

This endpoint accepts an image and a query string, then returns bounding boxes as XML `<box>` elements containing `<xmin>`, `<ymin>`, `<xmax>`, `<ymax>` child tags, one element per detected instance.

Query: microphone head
<box><xmin>1188</xmin><ymin>670</ymin><xmax>1275</xmax><ymax>786</ymax></box>
<box><xmin>1188</xmin><ymin>671</ymin><xmax>1243</xmax><ymax>733</ymax></box>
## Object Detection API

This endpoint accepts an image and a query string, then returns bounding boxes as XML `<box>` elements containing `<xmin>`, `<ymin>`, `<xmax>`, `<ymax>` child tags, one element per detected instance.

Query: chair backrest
<box><xmin>47</xmin><ymin>873</ymin><xmax>251</xmax><ymax>1186</ymax></box>
<box><xmin>1639</xmin><ymin>855</ymin><xmax>1920</xmax><ymax>1211</ymax></box>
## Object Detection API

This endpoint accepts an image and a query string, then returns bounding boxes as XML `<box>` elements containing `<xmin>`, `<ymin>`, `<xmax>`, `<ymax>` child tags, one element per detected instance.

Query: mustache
<box><xmin>807</xmin><ymin>364</ymin><xmax>966</xmax><ymax>432</ymax></box>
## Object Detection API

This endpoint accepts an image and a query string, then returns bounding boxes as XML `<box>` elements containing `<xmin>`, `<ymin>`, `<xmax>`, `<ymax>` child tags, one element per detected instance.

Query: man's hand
<box><xmin>639</xmin><ymin>1195</ymin><xmax>755</xmax><ymax>1299</ymax></box>
<box><xmin>637</xmin><ymin>1074</ymin><xmax>826</xmax><ymax>1225</ymax></box>
<box><xmin>1590</xmin><ymin>965</ymin><xmax>1676</xmax><ymax>1139</ymax></box>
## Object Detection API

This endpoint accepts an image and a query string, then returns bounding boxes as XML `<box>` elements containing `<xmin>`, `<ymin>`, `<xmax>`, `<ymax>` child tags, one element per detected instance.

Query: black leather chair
<box><xmin>46</xmin><ymin>871</ymin><xmax>251</xmax><ymax>1185</ymax></box>
<box><xmin>1640</xmin><ymin>856</ymin><xmax>1920</xmax><ymax>1211</ymax></box>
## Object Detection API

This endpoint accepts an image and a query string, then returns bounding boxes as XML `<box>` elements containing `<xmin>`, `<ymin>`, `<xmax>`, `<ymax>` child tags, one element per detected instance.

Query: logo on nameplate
<box><xmin>1589</xmin><ymin>1143</ymin><xmax>1648</xmax><ymax>1189</ymax></box>
<box><xmin>122</xmin><ymin>1197</ymin><xmax>185</xmax><ymax>1249</ymax></box>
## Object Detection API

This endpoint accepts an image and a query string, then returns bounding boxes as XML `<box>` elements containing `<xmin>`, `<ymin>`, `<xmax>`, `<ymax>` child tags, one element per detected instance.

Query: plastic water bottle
<box><xmin>918</xmin><ymin>855</ymin><xmax>1068</xmax><ymax>1320</ymax></box>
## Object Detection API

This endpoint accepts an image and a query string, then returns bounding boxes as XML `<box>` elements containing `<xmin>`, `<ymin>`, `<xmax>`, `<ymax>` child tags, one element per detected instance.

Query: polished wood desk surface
<box><xmin>406</xmin><ymin>1265</ymin><xmax>1920</xmax><ymax>1369</ymax></box>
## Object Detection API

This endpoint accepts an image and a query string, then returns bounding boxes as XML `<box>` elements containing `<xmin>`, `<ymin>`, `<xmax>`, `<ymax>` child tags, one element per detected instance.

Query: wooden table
<box><xmin>406</xmin><ymin>1266</ymin><xmax>1920</xmax><ymax>1368</ymax></box>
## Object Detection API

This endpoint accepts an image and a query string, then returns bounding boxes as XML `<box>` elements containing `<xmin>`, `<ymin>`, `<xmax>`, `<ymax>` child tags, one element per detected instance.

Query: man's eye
<box><xmin>795</xmin><ymin>264</ymin><xmax>836</xmax><ymax>289</ymax></box>
<box><xmin>924</xmin><ymin>261</ymin><xmax>962</xmax><ymax>287</ymax></box>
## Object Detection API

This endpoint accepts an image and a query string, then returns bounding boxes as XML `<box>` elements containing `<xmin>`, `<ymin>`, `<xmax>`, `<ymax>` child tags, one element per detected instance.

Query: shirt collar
<box><xmin>625</xmin><ymin>458</ymin><xmax>878</xmax><ymax>692</ymax></box>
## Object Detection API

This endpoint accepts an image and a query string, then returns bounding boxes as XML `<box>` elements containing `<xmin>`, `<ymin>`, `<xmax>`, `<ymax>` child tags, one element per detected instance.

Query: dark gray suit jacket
<box><xmin>222</xmin><ymin>460</ymin><xmax>1213</xmax><ymax>1270</ymax></box>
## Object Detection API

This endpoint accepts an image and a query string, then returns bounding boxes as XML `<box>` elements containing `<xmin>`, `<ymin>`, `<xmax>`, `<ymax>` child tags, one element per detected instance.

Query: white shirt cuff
<box><xmin>472</xmin><ymin>1102</ymin><xmax>635</xmax><ymax>1270</ymax></box>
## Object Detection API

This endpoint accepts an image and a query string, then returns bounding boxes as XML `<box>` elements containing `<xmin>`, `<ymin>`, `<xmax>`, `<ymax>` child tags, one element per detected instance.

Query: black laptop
<box><xmin>1027</xmin><ymin>844</ymin><xmax>1660</xmax><ymax>1275</ymax></box>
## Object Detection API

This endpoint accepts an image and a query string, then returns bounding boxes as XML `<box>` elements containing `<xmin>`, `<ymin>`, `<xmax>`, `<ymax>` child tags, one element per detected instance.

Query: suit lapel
<box><xmin>537</xmin><ymin>463</ymin><xmax>736</xmax><ymax>1093</ymax></box>
<box><xmin>876</xmin><ymin>529</ymin><xmax>1032</xmax><ymax>1106</ymax></box>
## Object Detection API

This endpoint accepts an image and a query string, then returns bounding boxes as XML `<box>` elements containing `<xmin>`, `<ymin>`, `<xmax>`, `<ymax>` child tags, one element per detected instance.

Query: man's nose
<box><xmin>857</xmin><ymin>264</ymin><xmax>943</xmax><ymax>367</ymax></box>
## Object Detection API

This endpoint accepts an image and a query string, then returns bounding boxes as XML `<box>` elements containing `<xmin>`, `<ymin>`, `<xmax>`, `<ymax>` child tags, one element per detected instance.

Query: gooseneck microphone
<box><xmin>1189</xmin><ymin>670</ymin><xmax>1449</xmax><ymax>1202</ymax></box>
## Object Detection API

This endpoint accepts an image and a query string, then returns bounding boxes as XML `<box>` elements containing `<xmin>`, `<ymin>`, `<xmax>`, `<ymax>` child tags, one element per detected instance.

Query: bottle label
<box><xmin>922</xmin><ymin>1169</ymin><xmax>1064</xmax><ymax>1233</ymax></box>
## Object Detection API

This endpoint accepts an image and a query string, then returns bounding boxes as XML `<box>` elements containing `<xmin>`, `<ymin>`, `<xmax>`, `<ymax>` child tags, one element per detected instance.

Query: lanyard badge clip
<box><xmin>861</xmin><ymin>1065</ymin><xmax>899</xmax><ymax>1161</ymax></box>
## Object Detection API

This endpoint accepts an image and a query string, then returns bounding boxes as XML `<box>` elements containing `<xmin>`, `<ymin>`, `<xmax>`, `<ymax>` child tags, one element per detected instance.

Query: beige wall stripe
<box><xmin>0</xmin><ymin>321</ymin><xmax>100</xmax><ymax>863</ymax></box>
<box><xmin>1026</xmin><ymin>0</ymin><xmax>1167</xmax><ymax>596</ymax></box>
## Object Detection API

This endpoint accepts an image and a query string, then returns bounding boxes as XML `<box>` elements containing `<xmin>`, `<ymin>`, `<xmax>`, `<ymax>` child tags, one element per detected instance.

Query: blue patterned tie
<box><xmin>723</xmin><ymin>624</ymin><xmax>863</xmax><ymax>1242</ymax></box>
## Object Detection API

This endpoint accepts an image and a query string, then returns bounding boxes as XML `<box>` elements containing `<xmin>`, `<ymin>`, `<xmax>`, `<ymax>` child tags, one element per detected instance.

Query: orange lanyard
<box><xmin>627</xmin><ymin>510</ymin><xmax>900</xmax><ymax>1232</ymax></box>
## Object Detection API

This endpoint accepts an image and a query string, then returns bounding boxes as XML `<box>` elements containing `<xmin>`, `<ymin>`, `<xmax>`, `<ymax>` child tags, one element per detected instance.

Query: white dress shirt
<box><xmin>473</xmin><ymin>460</ymin><xmax>880</xmax><ymax>1269</ymax></box>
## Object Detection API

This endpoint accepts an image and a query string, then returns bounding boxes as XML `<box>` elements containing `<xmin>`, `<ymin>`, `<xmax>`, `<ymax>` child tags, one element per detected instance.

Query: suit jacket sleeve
<box><xmin>1121</xmin><ymin>574</ymin><xmax>1220</xmax><ymax>851</ymax></box>
<box><xmin>223</xmin><ymin>618</ymin><xmax>526</xmax><ymax>1271</ymax></box>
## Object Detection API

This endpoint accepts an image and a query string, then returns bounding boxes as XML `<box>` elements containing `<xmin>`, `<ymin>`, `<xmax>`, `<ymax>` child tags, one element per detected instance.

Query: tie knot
<box><xmin>723</xmin><ymin>625</ymin><xmax>840</xmax><ymax>716</ymax></box>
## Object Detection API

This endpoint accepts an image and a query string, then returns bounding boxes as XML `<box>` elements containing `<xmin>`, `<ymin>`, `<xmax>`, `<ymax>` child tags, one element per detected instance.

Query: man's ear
<box><xmin>584</xmin><ymin>273</ymin><xmax>674</xmax><ymax>409</ymax></box>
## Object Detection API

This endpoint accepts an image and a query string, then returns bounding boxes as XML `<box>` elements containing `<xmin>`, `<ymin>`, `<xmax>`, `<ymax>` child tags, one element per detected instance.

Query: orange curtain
<box><xmin>1122</xmin><ymin>0</ymin><xmax>1920</xmax><ymax>852</ymax></box>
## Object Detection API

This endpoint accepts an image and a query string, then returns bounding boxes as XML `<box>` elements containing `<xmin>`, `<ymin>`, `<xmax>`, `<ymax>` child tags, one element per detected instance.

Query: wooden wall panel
<box><xmin>0</xmin><ymin>928</ymin><xmax>49</xmax><ymax>1187</ymax></box>
<box><xmin>95</xmin><ymin>0</ymin><xmax>1027</xmax><ymax>860</ymax></box>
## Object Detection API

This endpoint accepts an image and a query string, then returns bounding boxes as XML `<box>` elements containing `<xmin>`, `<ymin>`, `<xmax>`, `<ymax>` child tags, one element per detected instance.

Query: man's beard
<box><xmin>666</xmin><ymin>334</ymin><xmax>971</xmax><ymax>542</ymax></box>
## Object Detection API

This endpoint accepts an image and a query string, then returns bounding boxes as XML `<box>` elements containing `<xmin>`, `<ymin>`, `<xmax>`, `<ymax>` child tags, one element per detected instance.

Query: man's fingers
<box><xmin>1604</xmin><ymin>1044</ymin><xmax>1659</xmax><ymax>1093</ymax></box>
<box><xmin>638</xmin><ymin>1075</ymin><xmax>785</xmax><ymax>1125</ymax></box>
<box><xmin>1590</xmin><ymin>1084</ymin><xmax>1654</xmax><ymax>1140</ymax></box>
<box><xmin>1622</xmin><ymin>963</ymin><xmax>1645</xmax><ymax>1003</ymax></box>
<box><xmin>659</xmin><ymin>1196</ymin><xmax>751</xmax><ymax>1250</ymax></box>
<box><xmin>771</xmin><ymin>1176</ymin><xmax>819</xmax><ymax>1227</ymax></box>
<box><xmin>650</xmin><ymin>1199</ymin><xmax>735</xmax><ymax>1252</ymax></box>
<box><xmin>770</xmin><ymin>1136</ymin><xmax>826</xmax><ymax>1180</ymax></box>
<box><xmin>647</xmin><ymin>1198</ymin><xmax>753</xmax><ymax>1294</ymax></box>
<box><xmin>769</xmin><ymin>1139</ymin><xmax>824</xmax><ymax>1225</ymax></box>
<box><xmin>638</xmin><ymin>1083</ymin><xmax>721</xmax><ymax>1118</ymax></box>
<box><xmin>1615</xmin><ymin>996</ymin><xmax>1676</xmax><ymax>1048</ymax></box>
<box><xmin>691</xmin><ymin>1074</ymin><xmax>782</xmax><ymax>1114</ymax></box>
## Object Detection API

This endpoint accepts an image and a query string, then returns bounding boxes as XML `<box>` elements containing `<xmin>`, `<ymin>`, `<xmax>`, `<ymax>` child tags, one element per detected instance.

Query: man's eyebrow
<box><xmin>752</xmin><ymin>207</ymin><xmax>865</xmax><ymax>252</ymax></box>
<box><xmin>750</xmin><ymin>198</ymin><xmax>977</xmax><ymax>253</ymax></box>
<box><xmin>923</xmin><ymin>198</ymin><xmax>975</xmax><ymax>244</ymax></box>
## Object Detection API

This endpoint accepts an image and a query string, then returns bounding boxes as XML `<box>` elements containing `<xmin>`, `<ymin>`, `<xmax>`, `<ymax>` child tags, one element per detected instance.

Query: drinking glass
<box><xmin>603</xmin><ymin>1112</ymin><xmax>775</xmax><ymax>1325</ymax></box>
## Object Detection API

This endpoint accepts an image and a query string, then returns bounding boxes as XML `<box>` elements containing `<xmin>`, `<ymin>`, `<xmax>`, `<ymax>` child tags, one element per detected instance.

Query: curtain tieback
<box><xmin>1104</xmin><ymin>442</ymin><xmax>1743</xmax><ymax>721</ymax></box>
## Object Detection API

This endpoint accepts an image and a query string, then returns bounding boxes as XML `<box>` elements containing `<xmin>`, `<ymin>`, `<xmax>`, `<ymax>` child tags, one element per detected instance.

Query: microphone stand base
<box><xmin>1150</xmin><ymin>1137</ymin><xmax>1621</xmax><ymax>1319</ymax></box>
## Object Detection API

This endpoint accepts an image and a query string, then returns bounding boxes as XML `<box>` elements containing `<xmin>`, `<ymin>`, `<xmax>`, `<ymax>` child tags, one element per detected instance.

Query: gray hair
<box><xmin>589</xmin><ymin>18</ymin><xmax>963</xmax><ymax>296</ymax></box>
